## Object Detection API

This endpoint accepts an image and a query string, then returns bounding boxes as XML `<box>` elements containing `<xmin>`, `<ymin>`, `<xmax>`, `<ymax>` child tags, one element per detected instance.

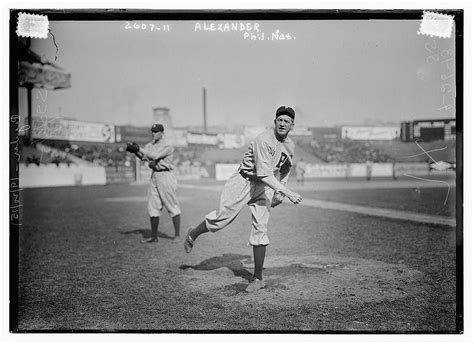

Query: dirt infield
<box><xmin>180</xmin><ymin>254</ymin><xmax>425</xmax><ymax>306</ymax></box>
<box><xmin>13</xmin><ymin>179</ymin><xmax>459</xmax><ymax>332</ymax></box>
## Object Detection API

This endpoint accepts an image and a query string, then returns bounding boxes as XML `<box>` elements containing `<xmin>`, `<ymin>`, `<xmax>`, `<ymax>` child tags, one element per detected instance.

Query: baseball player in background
<box><xmin>126</xmin><ymin>124</ymin><xmax>181</xmax><ymax>243</ymax></box>
<box><xmin>296</xmin><ymin>158</ymin><xmax>306</xmax><ymax>185</ymax></box>
<box><xmin>184</xmin><ymin>106</ymin><xmax>303</xmax><ymax>292</ymax></box>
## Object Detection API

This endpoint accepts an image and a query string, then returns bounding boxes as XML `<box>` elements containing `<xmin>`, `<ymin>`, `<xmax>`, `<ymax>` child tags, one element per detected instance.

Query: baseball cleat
<box><xmin>245</xmin><ymin>278</ymin><xmax>266</xmax><ymax>293</ymax></box>
<box><xmin>141</xmin><ymin>237</ymin><xmax>158</xmax><ymax>244</ymax></box>
<box><xmin>184</xmin><ymin>227</ymin><xmax>194</xmax><ymax>253</ymax></box>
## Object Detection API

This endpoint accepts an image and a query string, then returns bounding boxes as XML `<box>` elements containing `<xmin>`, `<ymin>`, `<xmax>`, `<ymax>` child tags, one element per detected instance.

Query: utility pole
<box><xmin>203</xmin><ymin>87</ymin><xmax>207</xmax><ymax>133</ymax></box>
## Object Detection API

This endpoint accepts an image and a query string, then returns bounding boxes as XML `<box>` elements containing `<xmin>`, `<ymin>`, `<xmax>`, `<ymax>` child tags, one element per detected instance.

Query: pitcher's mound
<box><xmin>180</xmin><ymin>255</ymin><xmax>425</xmax><ymax>306</ymax></box>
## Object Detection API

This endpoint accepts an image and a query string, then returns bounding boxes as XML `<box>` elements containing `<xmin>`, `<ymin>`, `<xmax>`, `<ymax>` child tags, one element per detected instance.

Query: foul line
<box><xmin>301</xmin><ymin>199</ymin><xmax>455</xmax><ymax>227</ymax></box>
<box><xmin>179</xmin><ymin>184</ymin><xmax>455</xmax><ymax>227</ymax></box>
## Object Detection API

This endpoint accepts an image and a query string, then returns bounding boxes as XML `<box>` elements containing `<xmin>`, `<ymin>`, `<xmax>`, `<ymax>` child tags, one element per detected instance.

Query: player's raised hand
<box><xmin>285</xmin><ymin>190</ymin><xmax>303</xmax><ymax>205</ymax></box>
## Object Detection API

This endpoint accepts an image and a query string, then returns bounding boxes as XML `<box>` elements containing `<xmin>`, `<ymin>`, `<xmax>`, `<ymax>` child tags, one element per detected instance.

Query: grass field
<box><xmin>298</xmin><ymin>185</ymin><xmax>456</xmax><ymax>217</ymax></box>
<box><xmin>13</xmin><ymin>178</ymin><xmax>459</xmax><ymax>332</ymax></box>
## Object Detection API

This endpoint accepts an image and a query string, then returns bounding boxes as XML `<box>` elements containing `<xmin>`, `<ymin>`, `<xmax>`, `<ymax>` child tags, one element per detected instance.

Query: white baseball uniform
<box><xmin>204</xmin><ymin>129</ymin><xmax>294</xmax><ymax>246</ymax></box>
<box><xmin>142</xmin><ymin>138</ymin><xmax>181</xmax><ymax>218</ymax></box>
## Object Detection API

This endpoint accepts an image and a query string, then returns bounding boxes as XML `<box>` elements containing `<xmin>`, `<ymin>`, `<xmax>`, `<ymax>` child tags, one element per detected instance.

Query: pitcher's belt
<box><xmin>239</xmin><ymin>170</ymin><xmax>259</xmax><ymax>181</ymax></box>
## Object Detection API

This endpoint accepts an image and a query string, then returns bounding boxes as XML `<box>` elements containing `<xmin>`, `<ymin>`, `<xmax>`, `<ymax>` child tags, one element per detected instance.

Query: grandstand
<box><xmin>296</xmin><ymin>139</ymin><xmax>392</xmax><ymax>163</ymax></box>
<box><xmin>21</xmin><ymin>144</ymin><xmax>70</xmax><ymax>166</ymax></box>
<box><xmin>370</xmin><ymin>140</ymin><xmax>456</xmax><ymax>163</ymax></box>
<box><xmin>295</xmin><ymin>139</ymin><xmax>456</xmax><ymax>164</ymax></box>
<box><xmin>198</xmin><ymin>143</ymin><xmax>323</xmax><ymax>164</ymax></box>
<box><xmin>18</xmin><ymin>115</ymin><xmax>457</xmax><ymax>188</ymax></box>
<box><xmin>20</xmin><ymin>127</ymin><xmax>457</xmax><ymax>166</ymax></box>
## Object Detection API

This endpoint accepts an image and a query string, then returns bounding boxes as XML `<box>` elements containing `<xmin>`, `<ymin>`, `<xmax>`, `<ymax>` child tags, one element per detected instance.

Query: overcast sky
<box><xmin>19</xmin><ymin>19</ymin><xmax>456</xmax><ymax>128</ymax></box>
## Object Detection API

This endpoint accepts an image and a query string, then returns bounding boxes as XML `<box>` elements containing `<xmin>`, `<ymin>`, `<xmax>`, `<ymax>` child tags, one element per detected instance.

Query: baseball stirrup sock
<box><xmin>190</xmin><ymin>220</ymin><xmax>209</xmax><ymax>241</ymax></box>
<box><xmin>172</xmin><ymin>215</ymin><xmax>180</xmax><ymax>236</ymax></box>
<box><xmin>150</xmin><ymin>216</ymin><xmax>159</xmax><ymax>238</ymax></box>
<box><xmin>253</xmin><ymin>245</ymin><xmax>266</xmax><ymax>280</ymax></box>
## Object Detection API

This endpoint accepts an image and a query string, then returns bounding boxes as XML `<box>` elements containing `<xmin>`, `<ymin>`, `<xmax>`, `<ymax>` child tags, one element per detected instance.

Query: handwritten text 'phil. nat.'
<box><xmin>194</xmin><ymin>22</ymin><xmax>295</xmax><ymax>41</ymax></box>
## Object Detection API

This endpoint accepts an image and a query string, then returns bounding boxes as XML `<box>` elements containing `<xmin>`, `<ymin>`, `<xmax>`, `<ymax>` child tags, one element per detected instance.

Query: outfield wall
<box><xmin>19</xmin><ymin>162</ymin><xmax>455</xmax><ymax>187</ymax></box>
<box><xmin>19</xmin><ymin>164</ymin><xmax>107</xmax><ymax>188</ymax></box>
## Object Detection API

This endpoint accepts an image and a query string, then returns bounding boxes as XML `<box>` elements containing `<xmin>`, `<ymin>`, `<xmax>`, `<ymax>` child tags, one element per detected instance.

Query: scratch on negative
<box><xmin>403</xmin><ymin>146</ymin><xmax>447</xmax><ymax>159</ymax></box>
<box><xmin>412</xmin><ymin>140</ymin><xmax>445</xmax><ymax>169</ymax></box>
<box><xmin>48</xmin><ymin>29</ymin><xmax>59</xmax><ymax>61</ymax></box>
<box><xmin>403</xmin><ymin>173</ymin><xmax>451</xmax><ymax>206</ymax></box>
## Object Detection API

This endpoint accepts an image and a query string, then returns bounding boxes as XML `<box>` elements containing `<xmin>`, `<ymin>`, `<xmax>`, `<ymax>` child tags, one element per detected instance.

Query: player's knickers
<box><xmin>147</xmin><ymin>171</ymin><xmax>181</xmax><ymax>217</ymax></box>
<box><xmin>204</xmin><ymin>171</ymin><xmax>273</xmax><ymax>246</ymax></box>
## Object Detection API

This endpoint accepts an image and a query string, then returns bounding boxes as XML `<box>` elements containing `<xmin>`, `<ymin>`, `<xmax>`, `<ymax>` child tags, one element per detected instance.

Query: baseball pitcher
<box><xmin>183</xmin><ymin>106</ymin><xmax>302</xmax><ymax>292</ymax></box>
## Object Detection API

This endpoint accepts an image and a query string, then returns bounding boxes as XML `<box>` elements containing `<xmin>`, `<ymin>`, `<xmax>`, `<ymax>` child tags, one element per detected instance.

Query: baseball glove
<box><xmin>148</xmin><ymin>160</ymin><xmax>158</xmax><ymax>171</ymax></box>
<box><xmin>271</xmin><ymin>191</ymin><xmax>285</xmax><ymax>208</ymax></box>
<box><xmin>125</xmin><ymin>142</ymin><xmax>140</xmax><ymax>154</ymax></box>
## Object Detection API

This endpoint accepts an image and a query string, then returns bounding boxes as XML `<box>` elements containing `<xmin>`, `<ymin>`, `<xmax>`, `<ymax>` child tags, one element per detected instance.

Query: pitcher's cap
<box><xmin>275</xmin><ymin>106</ymin><xmax>295</xmax><ymax>120</ymax></box>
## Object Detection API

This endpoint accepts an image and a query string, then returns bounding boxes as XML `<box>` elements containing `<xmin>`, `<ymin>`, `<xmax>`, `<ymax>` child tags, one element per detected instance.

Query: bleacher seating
<box><xmin>20</xmin><ymin>141</ymin><xmax>74</xmax><ymax>166</ymax></box>
<box><xmin>297</xmin><ymin>139</ymin><xmax>393</xmax><ymax>163</ymax></box>
<box><xmin>20</xmin><ymin>130</ymin><xmax>456</xmax><ymax>172</ymax></box>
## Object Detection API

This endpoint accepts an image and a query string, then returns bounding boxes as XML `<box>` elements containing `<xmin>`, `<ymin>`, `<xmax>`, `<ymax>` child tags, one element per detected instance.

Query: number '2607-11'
<box><xmin>124</xmin><ymin>22</ymin><xmax>170</xmax><ymax>32</ymax></box>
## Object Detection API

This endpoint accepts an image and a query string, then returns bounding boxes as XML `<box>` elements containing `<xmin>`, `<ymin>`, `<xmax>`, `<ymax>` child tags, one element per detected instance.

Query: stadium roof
<box><xmin>18</xmin><ymin>40</ymin><xmax>71</xmax><ymax>90</ymax></box>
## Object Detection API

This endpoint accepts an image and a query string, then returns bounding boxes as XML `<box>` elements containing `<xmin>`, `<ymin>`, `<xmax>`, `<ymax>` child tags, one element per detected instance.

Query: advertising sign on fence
<box><xmin>32</xmin><ymin>117</ymin><xmax>115</xmax><ymax>143</ymax></box>
<box><xmin>305</xmin><ymin>164</ymin><xmax>348</xmax><ymax>178</ymax></box>
<box><xmin>217</xmin><ymin>133</ymin><xmax>246</xmax><ymax>149</ymax></box>
<box><xmin>166</xmin><ymin>129</ymin><xmax>188</xmax><ymax>147</ymax></box>
<box><xmin>341</xmin><ymin>126</ymin><xmax>400</xmax><ymax>140</ymax></box>
<box><xmin>394</xmin><ymin>163</ymin><xmax>429</xmax><ymax>176</ymax></box>
<box><xmin>186</xmin><ymin>132</ymin><xmax>219</xmax><ymax>145</ymax></box>
<box><xmin>370</xmin><ymin>163</ymin><xmax>393</xmax><ymax>177</ymax></box>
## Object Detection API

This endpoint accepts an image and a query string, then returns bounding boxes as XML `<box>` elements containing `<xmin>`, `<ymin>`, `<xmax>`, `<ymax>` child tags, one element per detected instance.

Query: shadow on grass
<box><xmin>120</xmin><ymin>228</ymin><xmax>175</xmax><ymax>240</ymax></box>
<box><xmin>179</xmin><ymin>253</ymin><xmax>254</xmax><ymax>281</ymax></box>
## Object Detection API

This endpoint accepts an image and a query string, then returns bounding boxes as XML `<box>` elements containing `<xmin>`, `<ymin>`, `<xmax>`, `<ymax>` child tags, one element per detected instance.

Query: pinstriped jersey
<box><xmin>238</xmin><ymin>129</ymin><xmax>294</xmax><ymax>178</ymax></box>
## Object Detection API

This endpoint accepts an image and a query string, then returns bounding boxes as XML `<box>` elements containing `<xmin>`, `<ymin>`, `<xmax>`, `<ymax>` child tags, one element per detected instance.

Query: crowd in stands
<box><xmin>23</xmin><ymin>154</ymin><xmax>73</xmax><ymax>167</ymax></box>
<box><xmin>21</xmin><ymin>139</ymin><xmax>74</xmax><ymax>167</ymax></box>
<box><xmin>39</xmin><ymin>140</ymin><xmax>131</xmax><ymax>167</ymax></box>
<box><xmin>301</xmin><ymin>139</ymin><xmax>393</xmax><ymax>163</ymax></box>
<box><xmin>171</xmin><ymin>145</ymin><xmax>214</xmax><ymax>176</ymax></box>
<box><xmin>25</xmin><ymin>155</ymin><xmax>41</xmax><ymax>166</ymax></box>
<box><xmin>24</xmin><ymin>140</ymin><xmax>216</xmax><ymax>174</ymax></box>
<box><xmin>23</xmin><ymin>137</ymin><xmax>397</xmax><ymax>170</ymax></box>
<box><xmin>173</xmin><ymin>145</ymin><xmax>208</xmax><ymax>165</ymax></box>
